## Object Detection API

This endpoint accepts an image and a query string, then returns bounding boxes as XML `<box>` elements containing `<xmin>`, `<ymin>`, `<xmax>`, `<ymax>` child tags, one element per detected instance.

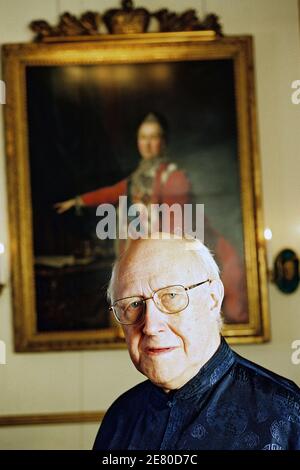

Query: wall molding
<box><xmin>0</xmin><ymin>411</ymin><xmax>105</xmax><ymax>427</ymax></box>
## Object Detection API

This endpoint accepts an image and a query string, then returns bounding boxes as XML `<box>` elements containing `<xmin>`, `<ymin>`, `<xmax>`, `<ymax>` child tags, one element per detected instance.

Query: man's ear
<box><xmin>209</xmin><ymin>279</ymin><xmax>224</xmax><ymax>313</ymax></box>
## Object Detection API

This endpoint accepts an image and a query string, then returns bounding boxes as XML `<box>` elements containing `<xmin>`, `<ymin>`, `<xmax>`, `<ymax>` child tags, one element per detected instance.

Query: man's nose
<box><xmin>142</xmin><ymin>298</ymin><xmax>167</xmax><ymax>335</ymax></box>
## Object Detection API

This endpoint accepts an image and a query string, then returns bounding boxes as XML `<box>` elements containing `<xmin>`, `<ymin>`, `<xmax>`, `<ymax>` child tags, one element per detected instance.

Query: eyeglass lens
<box><xmin>113</xmin><ymin>285</ymin><xmax>188</xmax><ymax>325</ymax></box>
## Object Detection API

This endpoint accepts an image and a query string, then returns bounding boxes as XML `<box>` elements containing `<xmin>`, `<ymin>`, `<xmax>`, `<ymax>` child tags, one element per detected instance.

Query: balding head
<box><xmin>108</xmin><ymin>234</ymin><xmax>221</xmax><ymax>303</ymax></box>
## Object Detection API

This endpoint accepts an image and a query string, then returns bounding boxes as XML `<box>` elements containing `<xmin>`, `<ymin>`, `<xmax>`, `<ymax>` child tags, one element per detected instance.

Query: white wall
<box><xmin>0</xmin><ymin>0</ymin><xmax>299</xmax><ymax>449</ymax></box>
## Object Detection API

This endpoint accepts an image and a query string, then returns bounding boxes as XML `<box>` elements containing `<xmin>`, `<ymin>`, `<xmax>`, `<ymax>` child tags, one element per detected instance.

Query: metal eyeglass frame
<box><xmin>109</xmin><ymin>279</ymin><xmax>211</xmax><ymax>325</ymax></box>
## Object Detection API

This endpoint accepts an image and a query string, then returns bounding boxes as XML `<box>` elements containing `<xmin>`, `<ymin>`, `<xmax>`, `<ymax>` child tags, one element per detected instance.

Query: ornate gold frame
<box><xmin>2</xmin><ymin>32</ymin><xmax>270</xmax><ymax>351</ymax></box>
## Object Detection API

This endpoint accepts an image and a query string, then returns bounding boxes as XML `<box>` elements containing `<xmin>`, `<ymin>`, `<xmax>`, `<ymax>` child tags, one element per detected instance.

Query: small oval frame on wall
<box><xmin>273</xmin><ymin>249</ymin><xmax>299</xmax><ymax>294</ymax></box>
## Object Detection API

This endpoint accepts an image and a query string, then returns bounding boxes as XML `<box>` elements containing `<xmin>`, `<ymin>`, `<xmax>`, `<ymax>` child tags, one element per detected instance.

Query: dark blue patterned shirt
<box><xmin>93</xmin><ymin>337</ymin><xmax>300</xmax><ymax>450</ymax></box>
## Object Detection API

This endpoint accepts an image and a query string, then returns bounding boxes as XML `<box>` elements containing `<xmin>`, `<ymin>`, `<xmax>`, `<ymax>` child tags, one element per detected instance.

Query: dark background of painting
<box><xmin>26</xmin><ymin>60</ymin><xmax>245</xmax><ymax>331</ymax></box>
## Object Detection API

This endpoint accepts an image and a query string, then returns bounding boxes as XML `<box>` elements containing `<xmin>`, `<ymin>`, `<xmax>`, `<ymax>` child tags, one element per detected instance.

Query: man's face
<box><xmin>112</xmin><ymin>240</ymin><xmax>223</xmax><ymax>391</ymax></box>
<box><xmin>137</xmin><ymin>122</ymin><xmax>165</xmax><ymax>160</ymax></box>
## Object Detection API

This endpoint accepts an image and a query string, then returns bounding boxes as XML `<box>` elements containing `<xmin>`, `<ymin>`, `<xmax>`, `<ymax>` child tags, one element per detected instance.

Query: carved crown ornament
<box><xmin>29</xmin><ymin>0</ymin><xmax>223</xmax><ymax>42</ymax></box>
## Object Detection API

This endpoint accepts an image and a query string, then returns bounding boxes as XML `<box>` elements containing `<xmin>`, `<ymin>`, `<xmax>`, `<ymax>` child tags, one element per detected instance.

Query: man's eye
<box><xmin>130</xmin><ymin>301</ymin><xmax>142</xmax><ymax>309</ymax></box>
<box><xmin>160</xmin><ymin>292</ymin><xmax>178</xmax><ymax>304</ymax></box>
<box><xmin>167</xmin><ymin>293</ymin><xmax>177</xmax><ymax>299</ymax></box>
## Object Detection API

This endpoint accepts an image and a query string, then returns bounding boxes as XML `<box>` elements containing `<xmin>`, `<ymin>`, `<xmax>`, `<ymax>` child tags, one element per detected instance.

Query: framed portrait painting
<box><xmin>3</xmin><ymin>31</ymin><xmax>270</xmax><ymax>351</ymax></box>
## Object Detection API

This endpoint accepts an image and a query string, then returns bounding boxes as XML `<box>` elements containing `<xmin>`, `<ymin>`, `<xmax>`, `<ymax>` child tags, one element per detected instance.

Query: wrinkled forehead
<box><xmin>111</xmin><ymin>240</ymin><xmax>205</xmax><ymax>299</ymax></box>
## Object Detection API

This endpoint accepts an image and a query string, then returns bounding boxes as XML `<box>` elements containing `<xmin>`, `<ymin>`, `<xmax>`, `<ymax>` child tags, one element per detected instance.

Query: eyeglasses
<box><xmin>109</xmin><ymin>279</ymin><xmax>211</xmax><ymax>325</ymax></box>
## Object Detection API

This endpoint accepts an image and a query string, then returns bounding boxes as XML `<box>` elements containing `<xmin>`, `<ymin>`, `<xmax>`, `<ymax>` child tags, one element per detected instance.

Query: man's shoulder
<box><xmin>93</xmin><ymin>380</ymin><xmax>153</xmax><ymax>450</ymax></box>
<box><xmin>232</xmin><ymin>351</ymin><xmax>300</xmax><ymax>402</ymax></box>
<box><xmin>105</xmin><ymin>379</ymin><xmax>152</xmax><ymax>416</ymax></box>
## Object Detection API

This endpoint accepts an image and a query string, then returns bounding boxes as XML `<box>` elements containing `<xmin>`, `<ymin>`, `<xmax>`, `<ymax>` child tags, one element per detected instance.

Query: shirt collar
<box><xmin>150</xmin><ymin>336</ymin><xmax>235</xmax><ymax>404</ymax></box>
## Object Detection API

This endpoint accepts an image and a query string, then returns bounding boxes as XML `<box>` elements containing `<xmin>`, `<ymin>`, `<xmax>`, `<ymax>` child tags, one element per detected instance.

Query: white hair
<box><xmin>182</xmin><ymin>235</ymin><xmax>220</xmax><ymax>280</ymax></box>
<box><xmin>182</xmin><ymin>235</ymin><xmax>223</xmax><ymax>330</ymax></box>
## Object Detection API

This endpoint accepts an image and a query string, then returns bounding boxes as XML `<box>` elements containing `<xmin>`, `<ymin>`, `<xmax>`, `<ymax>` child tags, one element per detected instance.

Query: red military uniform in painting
<box><xmin>81</xmin><ymin>160</ymin><xmax>191</xmax><ymax>208</ymax></box>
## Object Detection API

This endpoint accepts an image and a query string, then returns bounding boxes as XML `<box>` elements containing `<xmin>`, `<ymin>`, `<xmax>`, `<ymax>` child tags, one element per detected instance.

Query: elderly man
<box><xmin>93</xmin><ymin>236</ymin><xmax>300</xmax><ymax>450</ymax></box>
